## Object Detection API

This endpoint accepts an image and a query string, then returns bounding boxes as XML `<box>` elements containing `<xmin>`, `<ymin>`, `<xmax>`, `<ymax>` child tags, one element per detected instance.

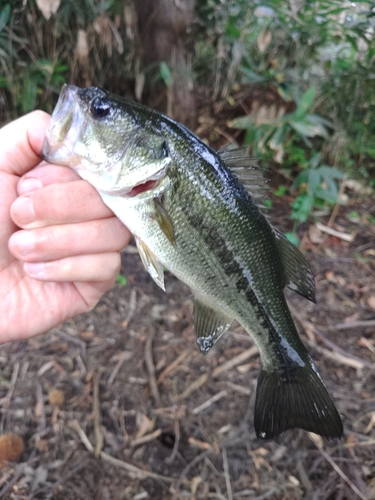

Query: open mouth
<box><xmin>127</xmin><ymin>179</ymin><xmax>159</xmax><ymax>197</ymax></box>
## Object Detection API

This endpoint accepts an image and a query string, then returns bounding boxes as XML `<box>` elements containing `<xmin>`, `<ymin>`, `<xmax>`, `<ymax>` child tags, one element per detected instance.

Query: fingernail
<box><xmin>12</xmin><ymin>196</ymin><xmax>35</xmax><ymax>225</ymax></box>
<box><xmin>24</xmin><ymin>262</ymin><xmax>45</xmax><ymax>277</ymax></box>
<box><xmin>10</xmin><ymin>231</ymin><xmax>35</xmax><ymax>256</ymax></box>
<box><xmin>18</xmin><ymin>177</ymin><xmax>42</xmax><ymax>195</ymax></box>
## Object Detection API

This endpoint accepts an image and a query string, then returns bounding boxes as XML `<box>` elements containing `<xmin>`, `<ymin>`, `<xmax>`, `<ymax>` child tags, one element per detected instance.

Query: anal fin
<box><xmin>194</xmin><ymin>298</ymin><xmax>232</xmax><ymax>354</ymax></box>
<box><xmin>254</xmin><ymin>362</ymin><xmax>343</xmax><ymax>440</ymax></box>
<box><xmin>135</xmin><ymin>236</ymin><xmax>165</xmax><ymax>291</ymax></box>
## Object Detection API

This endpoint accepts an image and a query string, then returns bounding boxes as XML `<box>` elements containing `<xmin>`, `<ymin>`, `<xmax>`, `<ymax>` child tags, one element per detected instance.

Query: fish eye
<box><xmin>90</xmin><ymin>97</ymin><xmax>111</xmax><ymax>119</ymax></box>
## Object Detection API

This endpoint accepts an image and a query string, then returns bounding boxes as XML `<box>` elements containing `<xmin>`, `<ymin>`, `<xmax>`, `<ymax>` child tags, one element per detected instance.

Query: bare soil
<box><xmin>1</xmin><ymin>187</ymin><xmax>375</xmax><ymax>499</ymax></box>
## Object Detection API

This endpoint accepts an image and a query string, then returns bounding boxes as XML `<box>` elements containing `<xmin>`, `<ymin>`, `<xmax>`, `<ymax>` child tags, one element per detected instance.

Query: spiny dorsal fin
<box><xmin>193</xmin><ymin>298</ymin><xmax>233</xmax><ymax>354</ymax></box>
<box><xmin>273</xmin><ymin>228</ymin><xmax>316</xmax><ymax>303</ymax></box>
<box><xmin>218</xmin><ymin>146</ymin><xmax>269</xmax><ymax>209</ymax></box>
<box><xmin>135</xmin><ymin>236</ymin><xmax>165</xmax><ymax>291</ymax></box>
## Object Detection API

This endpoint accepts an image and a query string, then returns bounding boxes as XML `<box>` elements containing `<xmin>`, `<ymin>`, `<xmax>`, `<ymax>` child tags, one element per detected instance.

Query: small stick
<box><xmin>144</xmin><ymin>326</ymin><xmax>161</xmax><ymax>405</ymax></box>
<box><xmin>165</xmin><ymin>414</ymin><xmax>181</xmax><ymax>465</ymax></box>
<box><xmin>309</xmin><ymin>434</ymin><xmax>367</xmax><ymax>500</ymax></box>
<box><xmin>316</xmin><ymin>222</ymin><xmax>354</xmax><ymax>242</ymax></box>
<box><xmin>311</xmin><ymin>344</ymin><xmax>366</xmax><ymax>371</ymax></box>
<box><xmin>121</xmin><ymin>289</ymin><xmax>137</xmax><ymax>328</ymax></box>
<box><xmin>36</xmin><ymin>382</ymin><xmax>46</xmax><ymax>432</ymax></box>
<box><xmin>131</xmin><ymin>428</ymin><xmax>162</xmax><ymax>447</ymax></box>
<box><xmin>108</xmin><ymin>351</ymin><xmax>132</xmax><ymax>385</ymax></box>
<box><xmin>157</xmin><ymin>351</ymin><xmax>191</xmax><ymax>384</ymax></box>
<box><xmin>176</xmin><ymin>346</ymin><xmax>258</xmax><ymax>401</ymax></box>
<box><xmin>334</xmin><ymin>319</ymin><xmax>375</xmax><ymax>331</ymax></box>
<box><xmin>93</xmin><ymin>370</ymin><xmax>103</xmax><ymax>458</ymax></box>
<box><xmin>225</xmin><ymin>381</ymin><xmax>252</xmax><ymax>396</ymax></box>
<box><xmin>70</xmin><ymin>420</ymin><xmax>173</xmax><ymax>483</ymax></box>
<box><xmin>53</xmin><ymin>328</ymin><xmax>86</xmax><ymax>356</ymax></box>
<box><xmin>222</xmin><ymin>447</ymin><xmax>233</xmax><ymax>500</ymax></box>
<box><xmin>193</xmin><ymin>390</ymin><xmax>227</xmax><ymax>415</ymax></box>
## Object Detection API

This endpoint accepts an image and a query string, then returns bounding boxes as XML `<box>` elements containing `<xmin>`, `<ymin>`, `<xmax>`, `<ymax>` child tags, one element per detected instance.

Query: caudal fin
<box><xmin>254</xmin><ymin>364</ymin><xmax>343</xmax><ymax>440</ymax></box>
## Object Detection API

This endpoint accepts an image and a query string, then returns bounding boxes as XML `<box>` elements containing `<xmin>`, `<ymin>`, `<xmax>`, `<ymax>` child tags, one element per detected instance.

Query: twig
<box><xmin>157</xmin><ymin>351</ymin><xmax>191</xmax><ymax>384</ymax></box>
<box><xmin>343</xmin><ymin>439</ymin><xmax>375</xmax><ymax>448</ymax></box>
<box><xmin>93</xmin><ymin>370</ymin><xmax>103</xmax><ymax>458</ymax></box>
<box><xmin>52</xmin><ymin>328</ymin><xmax>86</xmax><ymax>356</ymax></box>
<box><xmin>108</xmin><ymin>351</ymin><xmax>133</xmax><ymax>385</ymax></box>
<box><xmin>70</xmin><ymin>420</ymin><xmax>174</xmax><ymax>483</ymax></box>
<box><xmin>144</xmin><ymin>326</ymin><xmax>161</xmax><ymax>405</ymax></box>
<box><xmin>225</xmin><ymin>381</ymin><xmax>252</xmax><ymax>396</ymax></box>
<box><xmin>222</xmin><ymin>447</ymin><xmax>233</xmax><ymax>500</ymax></box>
<box><xmin>36</xmin><ymin>382</ymin><xmax>46</xmax><ymax>432</ymax></box>
<box><xmin>289</xmin><ymin>304</ymin><xmax>373</xmax><ymax>370</ymax></box>
<box><xmin>310</xmin><ymin>344</ymin><xmax>367</xmax><ymax>371</ymax></box>
<box><xmin>333</xmin><ymin>319</ymin><xmax>375</xmax><ymax>331</ymax></box>
<box><xmin>5</xmin><ymin>361</ymin><xmax>19</xmax><ymax>406</ymax></box>
<box><xmin>316</xmin><ymin>222</ymin><xmax>354</xmax><ymax>242</ymax></box>
<box><xmin>130</xmin><ymin>428</ymin><xmax>162</xmax><ymax>447</ymax></box>
<box><xmin>176</xmin><ymin>346</ymin><xmax>258</xmax><ymax>401</ymax></box>
<box><xmin>193</xmin><ymin>390</ymin><xmax>227</xmax><ymax>415</ymax></box>
<box><xmin>309</xmin><ymin>434</ymin><xmax>368</xmax><ymax>500</ymax></box>
<box><xmin>165</xmin><ymin>413</ymin><xmax>181</xmax><ymax>465</ymax></box>
<box><xmin>121</xmin><ymin>288</ymin><xmax>137</xmax><ymax>328</ymax></box>
<box><xmin>0</xmin><ymin>467</ymin><xmax>24</xmax><ymax>498</ymax></box>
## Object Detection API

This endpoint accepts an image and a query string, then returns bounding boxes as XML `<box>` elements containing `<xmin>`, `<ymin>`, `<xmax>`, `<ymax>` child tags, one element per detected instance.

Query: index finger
<box><xmin>0</xmin><ymin>111</ymin><xmax>50</xmax><ymax>177</ymax></box>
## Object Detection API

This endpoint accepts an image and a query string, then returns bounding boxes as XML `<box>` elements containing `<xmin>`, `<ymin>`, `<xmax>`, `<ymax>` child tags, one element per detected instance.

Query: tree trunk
<box><xmin>135</xmin><ymin>0</ymin><xmax>196</xmax><ymax>129</ymax></box>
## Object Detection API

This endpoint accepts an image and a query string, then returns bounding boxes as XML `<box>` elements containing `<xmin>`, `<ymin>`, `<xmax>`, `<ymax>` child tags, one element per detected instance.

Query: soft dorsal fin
<box><xmin>273</xmin><ymin>228</ymin><xmax>316</xmax><ymax>302</ymax></box>
<box><xmin>218</xmin><ymin>146</ymin><xmax>269</xmax><ymax>207</ymax></box>
<box><xmin>135</xmin><ymin>236</ymin><xmax>165</xmax><ymax>291</ymax></box>
<box><xmin>193</xmin><ymin>298</ymin><xmax>233</xmax><ymax>354</ymax></box>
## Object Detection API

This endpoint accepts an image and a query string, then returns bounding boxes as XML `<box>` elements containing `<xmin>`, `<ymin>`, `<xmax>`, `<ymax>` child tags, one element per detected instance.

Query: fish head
<box><xmin>43</xmin><ymin>84</ymin><xmax>171</xmax><ymax>196</ymax></box>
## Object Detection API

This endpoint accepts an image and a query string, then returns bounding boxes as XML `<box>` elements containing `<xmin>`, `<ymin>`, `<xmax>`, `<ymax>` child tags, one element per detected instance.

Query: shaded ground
<box><xmin>1</xmin><ymin>184</ymin><xmax>375</xmax><ymax>499</ymax></box>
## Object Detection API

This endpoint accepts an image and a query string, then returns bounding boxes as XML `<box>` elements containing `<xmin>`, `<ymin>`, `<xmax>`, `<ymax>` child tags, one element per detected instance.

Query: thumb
<box><xmin>0</xmin><ymin>111</ymin><xmax>50</xmax><ymax>177</ymax></box>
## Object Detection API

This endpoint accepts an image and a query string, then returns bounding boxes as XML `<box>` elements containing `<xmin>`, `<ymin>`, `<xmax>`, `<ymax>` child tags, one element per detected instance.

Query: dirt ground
<box><xmin>1</xmin><ymin>183</ymin><xmax>375</xmax><ymax>499</ymax></box>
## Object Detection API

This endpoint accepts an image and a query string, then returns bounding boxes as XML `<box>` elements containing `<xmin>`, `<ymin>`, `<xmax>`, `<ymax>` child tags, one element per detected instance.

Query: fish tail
<box><xmin>254</xmin><ymin>362</ymin><xmax>343</xmax><ymax>440</ymax></box>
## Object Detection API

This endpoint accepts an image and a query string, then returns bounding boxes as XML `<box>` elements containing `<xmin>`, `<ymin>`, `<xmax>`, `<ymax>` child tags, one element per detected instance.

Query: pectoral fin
<box><xmin>154</xmin><ymin>198</ymin><xmax>176</xmax><ymax>245</ymax></box>
<box><xmin>193</xmin><ymin>298</ymin><xmax>233</xmax><ymax>354</ymax></box>
<box><xmin>135</xmin><ymin>236</ymin><xmax>165</xmax><ymax>291</ymax></box>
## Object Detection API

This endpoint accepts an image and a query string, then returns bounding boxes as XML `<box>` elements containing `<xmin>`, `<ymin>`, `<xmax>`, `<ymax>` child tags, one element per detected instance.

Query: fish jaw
<box><xmin>42</xmin><ymin>84</ymin><xmax>85</xmax><ymax>168</ymax></box>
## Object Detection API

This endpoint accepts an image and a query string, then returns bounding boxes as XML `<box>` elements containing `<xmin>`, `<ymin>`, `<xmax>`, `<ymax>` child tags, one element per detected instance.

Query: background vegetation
<box><xmin>0</xmin><ymin>0</ymin><xmax>374</xmax><ymax>231</ymax></box>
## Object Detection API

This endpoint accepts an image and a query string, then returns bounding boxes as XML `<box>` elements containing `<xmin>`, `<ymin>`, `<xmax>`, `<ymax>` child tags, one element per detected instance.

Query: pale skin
<box><xmin>1</xmin><ymin>111</ymin><xmax>131</xmax><ymax>344</ymax></box>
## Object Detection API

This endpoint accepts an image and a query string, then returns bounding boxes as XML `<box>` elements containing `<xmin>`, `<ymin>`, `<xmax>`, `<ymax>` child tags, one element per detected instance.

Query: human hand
<box><xmin>1</xmin><ymin>111</ymin><xmax>131</xmax><ymax>344</ymax></box>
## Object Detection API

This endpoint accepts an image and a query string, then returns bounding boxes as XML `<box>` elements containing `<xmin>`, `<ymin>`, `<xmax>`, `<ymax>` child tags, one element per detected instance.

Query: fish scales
<box><xmin>42</xmin><ymin>85</ymin><xmax>343</xmax><ymax>440</ymax></box>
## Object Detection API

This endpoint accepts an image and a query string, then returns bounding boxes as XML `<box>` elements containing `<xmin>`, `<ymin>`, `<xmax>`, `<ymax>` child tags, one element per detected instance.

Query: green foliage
<box><xmin>290</xmin><ymin>154</ymin><xmax>344</xmax><ymax>222</ymax></box>
<box><xmin>116</xmin><ymin>273</ymin><xmax>127</xmax><ymax>286</ymax></box>
<box><xmin>230</xmin><ymin>86</ymin><xmax>332</xmax><ymax>158</ymax></box>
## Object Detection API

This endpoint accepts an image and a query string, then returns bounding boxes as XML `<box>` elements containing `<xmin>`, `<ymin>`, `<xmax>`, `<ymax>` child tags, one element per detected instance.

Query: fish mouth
<box><xmin>42</xmin><ymin>84</ymin><xmax>84</xmax><ymax>165</ymax></box>
<box><xmin>127</xmin><ymin>179</ymin><xmax>160</xmax><ymax>197</ymax></box>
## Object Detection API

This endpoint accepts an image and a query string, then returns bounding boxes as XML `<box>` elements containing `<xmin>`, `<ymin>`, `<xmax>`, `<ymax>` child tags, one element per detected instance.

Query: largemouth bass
<box><xmin>42</xmin><ymin>85</ymin><xmax>343</xmax><ymax>440</ymax></box>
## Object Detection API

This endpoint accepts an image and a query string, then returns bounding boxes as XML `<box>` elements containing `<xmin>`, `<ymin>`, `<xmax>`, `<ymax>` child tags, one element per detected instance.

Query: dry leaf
<box><xmin>257</xmin><ymin>28</ymin><xmax>272</xmax><ymax>53</ymax></box>
<box><xmin>135</xmin><ymin>413</ymin><xmax>154</xmax><ymax>438</ymax></box>
<box><xmin>36</xmin><ymin>0</ymin><xmax>60</xmax><ymax>20</ymax></box>
<box><xmin>367</xmin><ymin>296</ymin><xmax>375</xmax><ymax>310</ymax></box>
<box><xmin>0</xmin><ymin>434</ymin><xmax>24</xmax><ymax>466</ymax></box>
<box><xmin>76</xmin><ymin>30</ymin><xmax>89</xmax><ymax>63</ymax></box>
<box><xmin>309</xmin><ymin>224</ymin><xmax>324</xmax><ymax>244</ymax></box>
<box><xmin>49</xmin><ymin>388</ymin><xmax>65</xmax><ymax>406</ymax></box>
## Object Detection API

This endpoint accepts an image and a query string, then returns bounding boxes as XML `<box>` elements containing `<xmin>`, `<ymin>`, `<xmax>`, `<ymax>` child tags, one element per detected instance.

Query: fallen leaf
<box><xmin>36</xmin><ymin>0</ymin><xmax>60</xmax><ymax>20</ymax></box>
<box><xmin>0</xmin><ymin>434</ymin><xmax>24</xmax><ymax>466</ymax></box>
<box><xmin>367</xmin><ymin>296</ymin><xmax>375</xmax><ymax>310</ymax></box>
